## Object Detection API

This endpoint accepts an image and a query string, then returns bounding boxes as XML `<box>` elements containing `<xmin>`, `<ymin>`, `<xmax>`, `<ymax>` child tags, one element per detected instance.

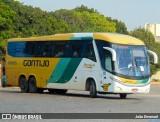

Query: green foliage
<box><xmin>0</xmin><ymin>1</ymin><xmax>15</xmax><ymax>43</ymax></box>
<box><xmin>0</xmin><ymin>0</ymin><xmax>128</xmax><ymax>56</ymax></box>
<box><xmin>0</xmin><ymin>0</ymin><xmax>15</xmax><ymax>54</ymax></box>
<box><xmin>78</xmin><ymin>11</ymin><xmax>116</xmax><ymax>32</ymax></box>
<box><xmin>74</xmin><ymin>4</ymin><xmax>129</xmax><ymax>35</ymax></box>
<box><xmin>52</xmin><ymin>9</ymin><xmax>83</xmax><ymax>32</ymax></box>
<box><xmin>4</xmin><ymin>0</ymin><xmax>70</xmax><ymax>37</ymax></box>
<box><xmin>113</xmin><ymin>19</ymin><xmax>129</xmax><ymax>34</ymax></box>
<box><xmin>150</xmin><ymin>64</ymin><xmax>160</xmax><ymax>76</ymax></box>
<box><xmin>52</xmin><ymin>9</ymin><xmax>116</xmax><ymax>32</ymax></box>
<box><xmin>130</xmin><ymin>28</ymin><xmax>155</xmax><ymax>45</ymax></box>
<box><xmin>74</xmin><ymin>5</ymin><xmax>99</xmax><ymax>13</ymax></box>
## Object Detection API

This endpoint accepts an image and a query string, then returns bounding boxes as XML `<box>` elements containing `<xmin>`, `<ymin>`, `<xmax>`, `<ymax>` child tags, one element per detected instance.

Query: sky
<box><xmin>17</xmin><ymin>0</ymin><xmax>160</xmax><ymax>31</ymax></box>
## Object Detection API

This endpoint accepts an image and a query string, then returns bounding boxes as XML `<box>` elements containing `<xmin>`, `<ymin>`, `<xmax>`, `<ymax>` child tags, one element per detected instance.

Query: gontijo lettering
<box><xmin>23</xmin><ymin>60</ymin><xmax>49</xmax><ymax>67</ymax></box>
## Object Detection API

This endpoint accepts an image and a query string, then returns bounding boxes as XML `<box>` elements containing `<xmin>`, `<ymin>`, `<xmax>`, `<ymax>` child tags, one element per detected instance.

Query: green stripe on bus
<box><xmin>137</xmin><ymin>79</ymin><xmax>149</xmax><ymax>83</ymax></box>
<box><xmin>47</xmin><ymin>58</ymin><xmax>71</xmax><ymax>83</ymax></box>
<box><xmin>47</xmin><ymin>58</ymin><xmax>82</xmax><ymax>83</ymax></box>
<box><xmin>70</xmin><ymin>37</ymin><xmax>93</xmax><ymax>41</ymax></box>
<box><xmin>57</xmin><ymin>58</ymin><xmax>82</xmax><ymax>83</ymax></box>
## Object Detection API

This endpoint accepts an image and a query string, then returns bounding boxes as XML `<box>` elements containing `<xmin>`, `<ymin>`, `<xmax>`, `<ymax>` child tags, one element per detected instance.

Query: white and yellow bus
<box><xmin>6</xmin><ymin>33</ymin><xmax>158</xmax><ymax>98</ymax></box>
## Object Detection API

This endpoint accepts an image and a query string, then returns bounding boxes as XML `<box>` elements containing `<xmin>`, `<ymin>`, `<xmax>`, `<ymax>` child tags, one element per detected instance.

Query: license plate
<box><xmin>132</xmin><ymin>88</ymin><xmax>138</xmax><ymax>92</ymax></box>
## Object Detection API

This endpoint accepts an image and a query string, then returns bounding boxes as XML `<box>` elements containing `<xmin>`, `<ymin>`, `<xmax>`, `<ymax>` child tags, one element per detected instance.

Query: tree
<box><xmin>0</xmin><ymin>0</ymin><xmax>15</xmax><ymax>54</ymax></box>
<box><xmin>78</xmin><ymin>11</ymin><xmax>116</xmax><ymax>32</ymax></box>
<box><xmin>52</xmin><ymin>9</ymin><xmax>116</xmax><ymax>32</ymax></box>
<box><xmin>74</xmin><ymin>5</ymin><xmax>99</xmax><ymax>13</ymax></box>
<box><xmin>4</xmin><ymin>0</ymin><xmax>70</xmax><ymax>37</ymax></box>
<box><xmin>130</xmin><ymin>28</ymin><xmax>155</xmax><ymax>45</ymax></box>
<box><xmin>113</xmin><ymin>19</ymin><xmax>128</xmax><ymax>34</ymax></box>
<box><xmin>52</xmin><ymin>9</ymin><xmax>84</xmax><ymax>32</ymax></box>
<box><xmin>0</xmin><ymin>1</ymin><xmax>15</xmax><ymax>39</ymax></box>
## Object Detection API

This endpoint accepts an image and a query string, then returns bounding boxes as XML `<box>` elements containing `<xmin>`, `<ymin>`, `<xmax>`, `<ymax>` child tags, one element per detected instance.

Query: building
<box><xmin>145</xmin><ymin>23</ymin><xmax>160</xmax><ymax>42</ymax></box>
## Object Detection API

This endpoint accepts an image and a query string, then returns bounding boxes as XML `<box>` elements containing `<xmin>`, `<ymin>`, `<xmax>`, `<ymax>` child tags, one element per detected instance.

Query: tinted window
<box><xmin>96</xmin><ymin>40</ymin><xmax>112</xmax><ymax>69</ymax></box>
<box><xmin>70</xmin><ymin>41</ymin><xmax>82</xmax><ymax>57</ymax></box>
<box><xmin>104</xmin><ymin>50</ymin><xmax>112</xmax><ymax>72</ymax></box>
<box><xmin>7</xmin><ymin>40</ymin><xmax>96</xmax><ymax>61</ymax></box>
<box><xmin>8</xmin><ymin>42</ymin><xmax>17</xmax><ymax>57</ymax></box>
<box><xmin>54</xmin><ymin>42</ymin><xmax>66</xmax><ymax>57</ymax></box>
<box><xmin>83</xmin><ymin>41</ymin><xmax>96</xmax><ymax>61</ymax></box>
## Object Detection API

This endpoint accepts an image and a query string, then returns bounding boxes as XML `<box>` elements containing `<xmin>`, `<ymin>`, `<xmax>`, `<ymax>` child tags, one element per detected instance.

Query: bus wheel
<box><xmin>29</xmin><ymin>77</ymin><xmax>37</xmax><ymax>93</ymax></box>
<box><xmin>90</xmin><ymin>80</ymin><xmax>97</xmax><ymax>98</ymax></box>
<box><xmin>119</xmin><ymin>93</ymin><xmax>127</xmax><ymax>99</ymax></box>
<box><xmin>19</xmin><ymin>77</ymin><xmax>29</xmax><ymax>93</ymax></box>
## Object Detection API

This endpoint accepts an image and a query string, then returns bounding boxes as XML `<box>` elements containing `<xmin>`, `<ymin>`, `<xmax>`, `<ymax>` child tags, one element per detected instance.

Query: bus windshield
<box><xmin>111</xmin><ymin>44</ymin><xmax>150</xmax><ymax>78</ymax></box>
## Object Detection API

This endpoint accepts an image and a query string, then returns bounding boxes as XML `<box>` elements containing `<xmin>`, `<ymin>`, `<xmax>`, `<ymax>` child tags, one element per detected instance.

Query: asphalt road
<box><xmin>0</xmin><ymin>85</ymin><xmax>160</xmax><ymax>121</ymax></box>
<box><xmin>0</xmin><ymin>85</ymin><xmax>160</xmax><ymax>113</ymax></box>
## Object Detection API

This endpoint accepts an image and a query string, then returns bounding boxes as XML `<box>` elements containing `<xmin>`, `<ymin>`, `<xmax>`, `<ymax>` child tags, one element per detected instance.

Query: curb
<box><xmin>0</xmin><ymin>86</ymin><xmax>19</xmax><ymax>89</ymax></box>
<box><xmin>151</xmin><ymin>82</ymin><xmax>160</xmax><ymax>85</ymax></box>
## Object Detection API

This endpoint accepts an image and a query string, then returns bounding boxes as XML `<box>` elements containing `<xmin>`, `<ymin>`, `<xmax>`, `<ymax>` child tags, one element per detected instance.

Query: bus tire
<box><xmin>90</xmin><ymin>80</ymin><xmax>97</xmax><ymax>98</ymax></box>
<box><xmin>119</xmin><ymin>93</ymin><xmax>127</xmax><ymax>99</ymax></box>
<box><xmin>29</xmin><ymin>77</ymin><xmax>37</xmax><ymax>93</ymax></box>
<box><xmin>19</xmin><ymin>77</ymin><xmax>29</xmax><ymax>93</ymax></box>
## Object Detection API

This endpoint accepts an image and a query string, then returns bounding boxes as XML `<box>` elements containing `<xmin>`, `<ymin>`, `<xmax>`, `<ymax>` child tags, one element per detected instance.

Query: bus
<box><xmin>6</xmin><ymin>33</ymin><xmax>158</xmax><ymax>98</ymax></box>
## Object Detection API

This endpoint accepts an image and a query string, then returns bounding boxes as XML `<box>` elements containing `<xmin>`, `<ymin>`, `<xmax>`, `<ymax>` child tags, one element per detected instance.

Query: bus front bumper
<box><xmin>113</xmin><ymin>82</ymin><xmax>150</xmax><ymax>94</ymax></box>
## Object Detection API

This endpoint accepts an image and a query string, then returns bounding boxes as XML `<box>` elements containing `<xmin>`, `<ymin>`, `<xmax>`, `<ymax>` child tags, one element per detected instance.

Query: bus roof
<box><xmin>8</xmin><ymin>33</ymin><xmax>145</xmax><ymax>45</ymax></box>
<box><xmin>94</xmin><ymin>33</ymin><xmax>145</xmax><ymax>45</ymax></box>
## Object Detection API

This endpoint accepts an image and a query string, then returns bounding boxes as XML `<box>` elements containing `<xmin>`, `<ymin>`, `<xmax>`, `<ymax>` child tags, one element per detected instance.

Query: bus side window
<box><xmin>8</xmin><ymin>42</ymin><xmax>16</xmax><ymax>57</ymax></box>
<box><xmin>96</xmin><ymin>40</ymin><xmax>111</xmax><ymax>70</ymax></box>
<box><xmin>65</xmin><ymin>42</ymin><xmax>71</xmax><ymax>57</ymax></box>
<box><xmin>34</xmin><ymin>42</ymin><xmax>41</xmax><ymax>57</ymax></box>
<box><xmin>42</xmin><ymin>42</ymin><xmax>50</xmax><ymax>57</ymax></box>
<box><xmin>50</xmin><ymin>42</ymin><xmax>55</xmax><ymax>57</ymax></box>
<box><xmin>55</xmin><ymin>42</ymin><xmax>65</xmax><ymax>57</ymax></box>
<box><xmin>24</xmin><ymin>42</ymin><xmax>35</xmax><ymax>57</ymax></box>
<box><xmin>104</xmin><ymin>50</ymin><xmax>112</xmax><ymax>72</ymax></box>
<box><xmin>84</xmin><ymin>41</ymin><xmax>96</xmax><ymax>61</ymax></box>
<box><xmin>70</xmin><ymin>41</ymin><xmax>82</xmax><ymax>58</ymax></box>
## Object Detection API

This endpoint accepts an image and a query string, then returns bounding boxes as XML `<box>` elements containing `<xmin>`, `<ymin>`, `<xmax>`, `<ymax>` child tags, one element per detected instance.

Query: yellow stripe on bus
<box><xmin>94</xmin><ymin>33</ymin><xmax>145</xmax><ymax>45</ymax></box>
<box><xmin>8</xmin><ymin>33</ymin><xmax>74</xmax><ymax>42</ymax></box>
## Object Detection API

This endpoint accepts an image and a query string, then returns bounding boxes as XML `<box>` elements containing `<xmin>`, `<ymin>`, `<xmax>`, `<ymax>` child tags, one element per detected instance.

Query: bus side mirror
<box><xmin>147</xmin><ymin>50</ymin><xmax>158</xmax><ymax>64</ymax></box>
<box><xmin>103</xmin><ymin>47</ymin><xmax>116</xmax><ymax>61</ymax></box>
